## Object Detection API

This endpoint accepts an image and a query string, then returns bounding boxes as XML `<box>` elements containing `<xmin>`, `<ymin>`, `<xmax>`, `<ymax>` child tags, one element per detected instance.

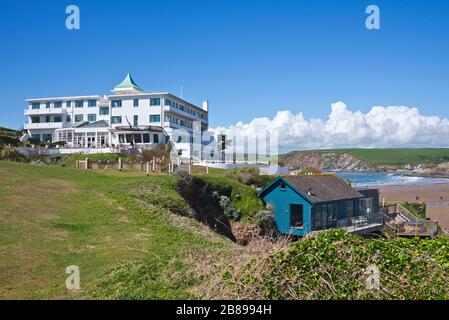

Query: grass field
<box><xmin>0</xmin><ymin>161</ymin><xmax>235</xmax><ymax>299</ymax></box>
<box><xmin>285</xmin><ymin>148</ymin><xmax>449</xmax><ymax>166</ymax></box>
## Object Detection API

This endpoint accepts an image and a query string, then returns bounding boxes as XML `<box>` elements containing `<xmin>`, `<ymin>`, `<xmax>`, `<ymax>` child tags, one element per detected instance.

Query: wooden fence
<box><xmin>75</xmin><ymin>157</ymin><xmax>209</xmax><ymax>175</ymax></box>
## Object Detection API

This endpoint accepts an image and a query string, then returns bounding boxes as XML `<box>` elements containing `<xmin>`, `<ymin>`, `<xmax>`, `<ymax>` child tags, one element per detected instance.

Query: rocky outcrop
<box><xmin>281</xmin><ymin>152</ymin><xmax>375</xmax><ymax>172</ymax></box>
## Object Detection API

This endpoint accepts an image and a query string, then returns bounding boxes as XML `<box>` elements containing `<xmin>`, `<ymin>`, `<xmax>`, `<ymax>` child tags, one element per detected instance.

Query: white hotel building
<box><xmin>24</xmin><ymin>73</ymin><xmax>209</xmax><ymax>159</ymax></box>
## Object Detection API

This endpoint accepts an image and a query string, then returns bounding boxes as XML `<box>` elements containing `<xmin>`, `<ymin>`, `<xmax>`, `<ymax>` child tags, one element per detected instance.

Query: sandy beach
<box><xmin>379</xmin><ymin>183</ymin><xmax>449</xmax><ymax>230</ymax></box>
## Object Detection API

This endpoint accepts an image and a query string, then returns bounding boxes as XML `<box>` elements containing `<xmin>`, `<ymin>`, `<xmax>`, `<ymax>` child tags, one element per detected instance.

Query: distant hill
<box><xmin>280</xmin><ymin>148</ymin><xmax>449</xmax><ymax>171</ymax></box>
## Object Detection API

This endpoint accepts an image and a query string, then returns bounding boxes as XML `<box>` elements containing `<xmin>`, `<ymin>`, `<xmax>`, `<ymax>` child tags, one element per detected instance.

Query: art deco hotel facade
<box><xmin>23</xmin><ymin>73</ymin><xmax>209</xmax><ymax>159</ymax></box>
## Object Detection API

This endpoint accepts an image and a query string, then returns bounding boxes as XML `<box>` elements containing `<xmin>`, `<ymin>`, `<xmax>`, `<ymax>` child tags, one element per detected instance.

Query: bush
<box><xmin>0</xmin><ymin>136</ymin><xmax>19</xmax><ymax>147</ymax></box>
<box><xmin>198</xmin><ymin>175</ymin><xmax>265</xmax><ymax>220</ymax></box>
<box><xmin>0</xmin><ymin>148</ymin><xmax>26</xmax><ymax>162</ymax></box>
<box><xmin>212</xmin><ymin>191</ymin><xmax>241</xmax><ymax>221</ymax></box>
<box><xmin>226</xmin><ymin>167</ymin><xmax>272</xmax><ymax>188</ymax></box>
<box><xmin>223</xmin><ymin>229</ymin><xmax>449</xmax><ymax>299</ymax></box>
<box><xmin>254</xmin><ymin>205</ymin><xmax>275</xmax><ymax>232</ymax></box>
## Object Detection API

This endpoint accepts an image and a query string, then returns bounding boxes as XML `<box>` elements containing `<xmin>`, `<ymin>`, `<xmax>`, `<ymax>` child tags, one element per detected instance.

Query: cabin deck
<box><xmin>338</xmin><ymin>212</ymin><xmax>384</xmax><ymax>235</ymax></box>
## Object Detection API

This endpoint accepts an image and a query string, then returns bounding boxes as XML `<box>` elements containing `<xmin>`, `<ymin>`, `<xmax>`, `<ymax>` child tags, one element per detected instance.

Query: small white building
<box><xmin>23</xmin><ymin>73</ymin><xmax>209</xmax><ymax>159</ymax></box>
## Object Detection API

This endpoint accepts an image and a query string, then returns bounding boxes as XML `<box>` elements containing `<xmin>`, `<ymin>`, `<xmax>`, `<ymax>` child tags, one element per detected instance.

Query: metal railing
<box><xmin>337</xmin><ymin>212</ymin><xmax>384</xmax><ymax>232</ymax></box>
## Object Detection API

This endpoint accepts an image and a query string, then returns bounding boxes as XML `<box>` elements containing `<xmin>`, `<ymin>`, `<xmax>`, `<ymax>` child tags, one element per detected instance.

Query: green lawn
<box><xmin>285</xmin><ymin>148</ymin><xmax>449</xmax><ymax>166</ymax></box>
<box><xmin>0</xmin><ymin>161</ymin><xmax>233</xmax><ymax>299</ymax></box>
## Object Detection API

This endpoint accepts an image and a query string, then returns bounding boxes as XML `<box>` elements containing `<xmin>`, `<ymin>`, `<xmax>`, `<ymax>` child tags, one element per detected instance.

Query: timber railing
<box><xmin>381</xmin><ymin>203</ymin><xmax>439</xmax><ymax>238</ymax></box>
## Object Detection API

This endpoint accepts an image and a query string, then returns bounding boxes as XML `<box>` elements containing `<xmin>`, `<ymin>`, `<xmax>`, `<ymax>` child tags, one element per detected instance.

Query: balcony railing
<box><xmin>337</xmin><ymin>212</ymin><xmax>384</xmax><ymax>234</ymax></box>
<box><xmin>24</xmin><ymin>122</ymin><xmax>64</xmax><ymax>130</ymax></box>
<box><xmin>25</xmin><ymin>108</ymin><xmax>66</xmax><ymax>115</ymax></box>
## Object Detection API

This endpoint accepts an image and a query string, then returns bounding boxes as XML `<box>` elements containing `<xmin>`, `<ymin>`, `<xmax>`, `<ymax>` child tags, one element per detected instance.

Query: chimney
<box><xmin>307</xmin><ymin>188</ymin><xmax>312</xmax><ymax>196</ymax></box>
<box><xmin>202</xmin><ymin>100</ymin><xmax>209</xmax><ymax>112</ymax></box>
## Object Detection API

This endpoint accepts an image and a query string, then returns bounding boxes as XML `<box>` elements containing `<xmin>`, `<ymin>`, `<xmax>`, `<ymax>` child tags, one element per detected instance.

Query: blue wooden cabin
<box><xmin>259</xmin><ymin>175</ymin><xmax>383</xmax><ymax>237</ymax></box>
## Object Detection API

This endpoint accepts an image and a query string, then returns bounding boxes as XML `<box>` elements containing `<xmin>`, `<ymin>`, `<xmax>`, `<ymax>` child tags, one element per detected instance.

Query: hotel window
<box><xmin>45</xmin><ymin>116</ymin><xmax>51</xmax><ymax>123</ymax></box>
<box><xmin>143</xmin><ymin>134</ymin><xmax>150</xmax><ymax>143</ymax></box>
<box><xmin>118</xmin><ymin>134</ymin><xmax>125</xmax><ymax>143</ymax></box>
<box><xmin>31</xmin><ymin>103</ymin><xmax>40</xmax><ymax>109</ymax></box>
<box><xmin>66</xmin><ymin>115</ymin><xmax>71</xmax><ymax>122</ymax></box>
<box><xmin>99</xmin><ymin>107</ymin><xmax>109</xmax><ymax>115</ymax></box>
<box><xmin>149</xmin><ymin>115</ymin><xmax>160</xmax><ymax>123</ymax></box>
<box><xmin>88</xmin><ymin>114</ymin><xmax>97</xmax><ymax>122</ymax></box>
<box><xmin>133</xmin><ymin>99</ymin><xmax>139</xmax><ymax>107</ymax></box>
<box><xmin>75</xmin><ymin>114</ymin><xmax>83</xmax><ymax>122</ymax></box>
<box><xmin>153</xmin><ymin>134</ymin><xmax>159</xmax><ymax>144</ymax></box>
<box><xmin>66</xmin><ymin>101</ymin><xmax>72</xmax><ymax>108</ymax></box>
<box><xmin>54</xmin><ymin>101</ymin><xmax>62</xmax><ymax>108</ymax></box>
<box><xmin>150</xmin><ymin>98</ymin><xmax>160</xmax><ymax>106</ymax></box>
<box><xmin>134</xmin><ymin>134</ymin><xmax>142</xmax><ymax>143</ymax></box>
<box><xmin>54</xmin><ymin>116</ymin><xmax>62</xmax><ymax>123</ymax></box>
<box><xmin>31</xmin><ymin>116</ymin><xmax>40</xmax><ymax>123</ymax></box>
<box><xmin>46</xmin><ymin>102</ymin><xmax>51</xmax><ymax>109</ymax></box>
<box><xmin>133</xmin><ymin>115</ymin><xmax>138</xmax><ymax>126</ymax></box>
<box><xmin>164</xmin><ymin>99</ymin><xmax>172</xmax><ymax>107</ymax></box>
<box><xmin>75</xmin><ymin>100</ymin><xmax>84</xmax><ymax>108</ymax></box>
<box><xmin>111</xmin><ymin>116</ymin><xmax>122</xmax><ymax>124</ymax></box>
<box><xmin>111</xmin><ymin>100</ymin><xmax>122</xmax><ymax>108</ymax></box>
<box><xmin>31</xmin><ymin>134</ymin><xmax>41</xmax><ymax>141</ymax></box>
<box><xmin>42</xmin><ymin>134</ymin><xmax>52</xmax><ymax>142</ymax></box>
<box><xmin>88</xmin><ymin>99</ymin><xmax>97</xmax><ymax>107</ymax></box>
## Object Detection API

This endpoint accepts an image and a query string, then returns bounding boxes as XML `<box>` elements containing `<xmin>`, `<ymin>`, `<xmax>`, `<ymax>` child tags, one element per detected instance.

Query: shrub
<box><xmin>254</xmin><ymin>205</ymin><xmax>275</xmax><ymax>232</ymax></box>
<box><xmin>0</xmin><ymin>148</ymin><xmax>26</xmax><ymax>162</ymax></box>
<box><xmin>212</xmin><ymin>191</ymin><xmax>241</xmax><ymax>221</ymax></box>
<box><xmin>223</xmin><ymin>229</ymin><xmax>449</xmax><ymax>300</ymax></box>
<box><xmin>226</xmin><ymin>167</ymin><xmax>272</xmax><ymax>188</ymax></box>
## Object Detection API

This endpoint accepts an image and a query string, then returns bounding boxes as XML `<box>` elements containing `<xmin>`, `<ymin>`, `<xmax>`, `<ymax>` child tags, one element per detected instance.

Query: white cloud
<box><xmin>212</xmin><ymin>102</ymin><xmax>449</xmax><ymax>152</ymax></box>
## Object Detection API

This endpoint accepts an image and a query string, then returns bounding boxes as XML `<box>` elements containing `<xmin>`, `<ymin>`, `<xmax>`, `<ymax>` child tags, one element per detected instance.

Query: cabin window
<box><xmin>360</xmin><ymin>198</ymin><xmax>373</xmax><ymax>215</ymax></box>
<box><xmin>313</xmin><ymin>203</ymin><xmax>337</xmax><ymax>230</ymax></box>
<box><xmin>346</xmin><ymin>200</ymin><xmax>354</xmax><ymax>219</ymax></box>
<box><xmin>280</xmin><ymin>181</ymin><xmax>287</xmax><ymax>191</ymax></box>
<box><xmin>290</xmin><ymin>204</ymin><xmax>303</xmax><ymax>228</ymax></box>
<box><xmin>313</xmin><ymin>205</ymin><xmax>323</xmax><ymax>230</ymax></box>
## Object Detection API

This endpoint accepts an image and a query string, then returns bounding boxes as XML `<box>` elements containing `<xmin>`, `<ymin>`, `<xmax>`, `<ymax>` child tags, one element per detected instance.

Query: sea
<box><xmin>334</xmin><ymin>172</ymin><xmax>449</xmax><ymax>187</ymax></box>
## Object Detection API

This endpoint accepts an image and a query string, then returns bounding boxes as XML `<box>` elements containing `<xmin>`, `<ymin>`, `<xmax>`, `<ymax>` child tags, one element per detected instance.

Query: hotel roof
<box><xmin>114</xmin><ymin>73</ymin><xmax>142</xmax><ymax>91</ymax></box>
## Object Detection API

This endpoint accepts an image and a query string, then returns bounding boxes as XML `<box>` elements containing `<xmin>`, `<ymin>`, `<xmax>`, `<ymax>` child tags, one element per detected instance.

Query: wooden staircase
<box><xmin>381</xmin><ymin>204</ymin><xmax>438</xmax><ymax>238</ymax></box>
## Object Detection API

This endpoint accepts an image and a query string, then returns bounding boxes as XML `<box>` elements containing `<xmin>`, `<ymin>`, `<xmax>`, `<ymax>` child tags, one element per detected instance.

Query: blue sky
<box><xmin>0</xmin><ymin>0</ymin><xmax>448</xmax><ymax>131</ymax></box>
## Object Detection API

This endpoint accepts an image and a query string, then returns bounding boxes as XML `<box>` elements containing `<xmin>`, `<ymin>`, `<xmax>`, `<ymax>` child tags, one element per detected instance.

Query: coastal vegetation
<box><xmin>1</xmin><ymin>160</ymin><xmax>448</xmax><ymax>300</ymax></box>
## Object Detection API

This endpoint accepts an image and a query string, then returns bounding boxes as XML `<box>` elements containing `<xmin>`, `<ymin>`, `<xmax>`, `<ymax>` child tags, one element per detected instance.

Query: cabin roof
<box><xmin>282</xmin><ymin>175</ymin><xmax>364</xmax><ymax>203</ymax></box>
